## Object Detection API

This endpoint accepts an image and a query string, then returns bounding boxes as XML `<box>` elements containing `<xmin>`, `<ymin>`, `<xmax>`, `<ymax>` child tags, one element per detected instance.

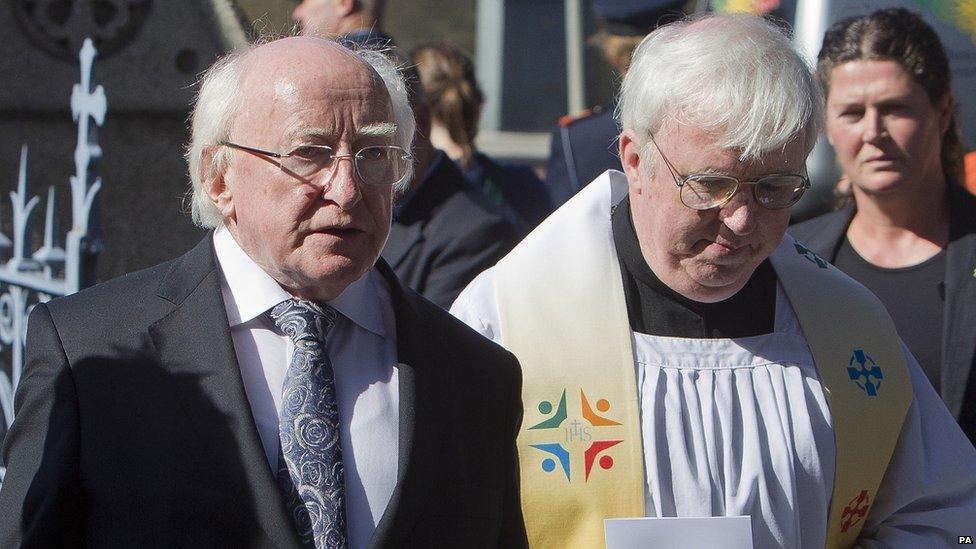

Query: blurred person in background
<box><xmin>545</xmin><ymin>0</ymin><xmax>689</xmax><ymax>206</ymax></box>
<box><xmin>292</xmin><ymin>0</ymin><xmax>393</xmax><ymax>47</ymax></box>
<box><xmin>791</xmin><ymin>8</ymin><xmax>976</xmax><ymax>445</ymax></box>
<box><xmin>381</xmin><ymin>66</ymin><xmax>518</xmax><ymax>309</ymax></box>
<box><xmin>412</xmin><ymin>42</ymin><xmax>554</xmax><ymax>234</ymax></box>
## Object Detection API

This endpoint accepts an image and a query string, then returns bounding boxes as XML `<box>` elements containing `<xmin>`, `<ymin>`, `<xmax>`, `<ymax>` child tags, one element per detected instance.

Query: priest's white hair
<box><xmin>185</xmin><ymin>39</ymin><xmax>415</xmax><ymax>228</ymax></box>
<box><xmin>617</xmin><ymin>13</ymin><xmax>823</xmax><ymax>172</ymax></box>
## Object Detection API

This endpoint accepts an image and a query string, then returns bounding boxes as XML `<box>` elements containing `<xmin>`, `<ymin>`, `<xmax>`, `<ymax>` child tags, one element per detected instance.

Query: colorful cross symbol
<box><xmin>848</xmin><ymin>349</ymin><xmax>883</xmax><ymax>397</ymax></box>
<box><xmin>840</xmin><ymin>490</ymin><xmax>870</xmax><ymax>533</ymax></box>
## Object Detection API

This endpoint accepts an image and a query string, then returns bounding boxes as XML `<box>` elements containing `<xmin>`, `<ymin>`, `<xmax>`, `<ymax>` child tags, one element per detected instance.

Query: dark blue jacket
<box><xmin>383</xmin><ymin>153</ymin><xmax>518</xmax><ymax>309</ymax></box>
<box><xmin>465</xmin><ymin>152</ymin><xmax>553</xmax><ymax>236</ymax></box>
<box><xmin>545</xmin><ymin>105</ymin><xmax>621</xmax><ymax>206</ymax></box>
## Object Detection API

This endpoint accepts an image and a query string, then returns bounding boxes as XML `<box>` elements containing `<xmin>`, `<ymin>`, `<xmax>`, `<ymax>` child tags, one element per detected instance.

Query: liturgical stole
<box><xmin>493</xmin><ymin>172</ymin><xmax>912</xmax><ymax>548</ymax></box>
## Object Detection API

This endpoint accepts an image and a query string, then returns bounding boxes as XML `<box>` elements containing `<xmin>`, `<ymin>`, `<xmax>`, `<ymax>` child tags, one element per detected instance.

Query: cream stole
<box><xmin>493</xmin><ymin>171</ymin><xmax>911</xmax><ymax>548</ymax></box>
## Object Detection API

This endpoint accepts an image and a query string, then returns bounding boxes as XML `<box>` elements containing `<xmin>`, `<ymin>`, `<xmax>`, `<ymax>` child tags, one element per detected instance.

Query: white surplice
<box><xmin>450</xmin><ymin>172</ymin><xmax>976</xmax><ymax>549</ymax></box>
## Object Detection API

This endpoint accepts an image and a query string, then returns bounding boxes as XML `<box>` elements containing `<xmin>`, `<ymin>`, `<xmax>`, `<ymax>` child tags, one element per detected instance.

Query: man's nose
<box><xmin>718</xmin><ymin>188</ymin><xmax>758</xmax><ymax>236</ymax></box>
<box><xmin>320</xmin><ymin>157</ymin><xmax>362</xmax><ymax>209</ymax></box>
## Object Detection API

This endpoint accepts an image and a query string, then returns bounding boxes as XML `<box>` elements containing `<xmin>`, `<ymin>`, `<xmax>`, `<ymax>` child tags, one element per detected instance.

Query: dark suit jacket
<box><xmin>467</xmin><ymin>152</ymin><xmax>554</xmax><ymax>236</ymax></box>
<box><xmin>545</xmin><ymin>105</ymin><xmax>621</xmax><ymax>207</ymax></box>
<box><xmin>383</xmin><ymin>154</ymin><xmax>518</xmax><ymax>309</ymax></box>
<box><xmin>0</xmin><ymin>235</ymin><xmax>528</xmax><ymax>548</ymax></box>
<box><xmin>790</xmin><ymin>184</ymin><xmax>976</xmax><ymax>444</ymax></box>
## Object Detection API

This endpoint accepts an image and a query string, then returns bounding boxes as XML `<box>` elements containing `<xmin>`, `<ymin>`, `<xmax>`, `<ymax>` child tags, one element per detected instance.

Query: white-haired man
<box><xmin>0</xmin><ymin>37</ymin><xmax>527</xmax><ymax>548</ymax></box>
<box><xmin>452</xmin><ymin>14</ymin><xmax>976</xmax><ymax>548</ymax></box>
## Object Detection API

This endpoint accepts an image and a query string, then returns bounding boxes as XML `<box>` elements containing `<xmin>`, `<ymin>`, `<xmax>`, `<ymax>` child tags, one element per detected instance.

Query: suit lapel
<box><xmin>368</xmin><ymin>260</ymin><xmax>437</xmax><ymax>547</ymax></box>
<box><xmin>147</xmin><ymin>240</ymin><xmax>453</xmax><ymax>545</ymax></box>
<box><xmin>940</xmin><ymin>188</ymin><xmax>976</xmax><ymax>417</ymax></box>
<box><xmin>801</xmin><ymin>204</ymin><xmax>853</xmax><ymax>261</ymax></box>
<box><xmin>147</xmin><ymin>236</ymin><xmax>301</xmax><ymax>549</ymax></box>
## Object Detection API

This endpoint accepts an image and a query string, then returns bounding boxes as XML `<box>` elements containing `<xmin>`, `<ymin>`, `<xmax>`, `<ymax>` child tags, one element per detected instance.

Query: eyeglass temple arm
<box><xmin>219</xmin><ymin>141</ymin><xmax>284</xmax><ymax>159</ymax></box>
<box><xmin>647</xmin><ymin>134</ymin><xmax>685</xmax><ymax>186</ymax></box>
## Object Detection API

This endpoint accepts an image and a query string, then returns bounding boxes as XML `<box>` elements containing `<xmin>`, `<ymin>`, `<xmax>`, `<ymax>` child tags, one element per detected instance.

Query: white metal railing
<box><xmin>0</xmin><ymin>38</ymin><xmax>105</xmax><ymax>485</ymax></box>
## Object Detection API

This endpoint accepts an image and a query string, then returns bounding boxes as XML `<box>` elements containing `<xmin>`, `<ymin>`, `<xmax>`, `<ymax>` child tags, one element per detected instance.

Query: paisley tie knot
<box><xmin>269</xmin><ymin>299</ymin><xmax>339</xmax><ymax>344</ymax></box>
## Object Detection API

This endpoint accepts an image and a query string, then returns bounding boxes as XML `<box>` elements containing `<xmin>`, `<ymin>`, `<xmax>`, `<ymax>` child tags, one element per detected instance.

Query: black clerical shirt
<box><xmin>612</xmin><ymin>198</ymin><xmax>777</xmax><ymax>338</ymax></box>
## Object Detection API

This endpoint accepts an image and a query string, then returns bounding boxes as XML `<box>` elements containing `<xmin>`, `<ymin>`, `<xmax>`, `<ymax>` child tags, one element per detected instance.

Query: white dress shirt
<box><xmin>213</xmin><ymin>227</ymin><xmax>399</xmax><ymax>549</ymax></box>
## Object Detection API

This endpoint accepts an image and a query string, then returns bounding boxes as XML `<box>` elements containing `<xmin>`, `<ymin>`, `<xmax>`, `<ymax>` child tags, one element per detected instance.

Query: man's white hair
<box><xmin>185</xmin><ymin>40</ymin><xmax>415</xmax><ymax>228</ymax></box>
<box><xmin>617</xmin><ymin>14</ymin><xmax>823</xmax><ymax>171</ymax></box>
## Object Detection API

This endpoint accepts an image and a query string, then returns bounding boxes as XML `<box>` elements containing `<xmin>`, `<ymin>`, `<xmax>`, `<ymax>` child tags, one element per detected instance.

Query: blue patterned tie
<box><xmin>269</xmin><ymin>299</ymin><xmax>347</xmax><ymax>549</ymax></box>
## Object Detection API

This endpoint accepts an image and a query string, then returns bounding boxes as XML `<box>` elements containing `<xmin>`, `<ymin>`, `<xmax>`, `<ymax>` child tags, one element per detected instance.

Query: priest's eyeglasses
<box><xmin>219</xmin><ymin>142</ymin><xmax>413</xmax><ymax>187</ymax></box>
<box><xmin>648</xmin><ymin>135</ymin><xmax>810</xmax><ymax>211</ymax></box>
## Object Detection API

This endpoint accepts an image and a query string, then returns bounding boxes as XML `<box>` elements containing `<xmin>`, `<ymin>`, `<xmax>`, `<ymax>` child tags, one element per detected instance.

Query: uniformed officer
<box><xmin>545</xmin><ymin>0</ymin><xmax>690</xmax><ymax>206</ymax></box>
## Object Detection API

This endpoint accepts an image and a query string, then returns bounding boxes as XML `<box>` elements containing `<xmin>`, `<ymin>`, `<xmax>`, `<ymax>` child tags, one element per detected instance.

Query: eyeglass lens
<box><xmin>680</xmin><ymin>175</ymin><xmax>807</xmax><ymax>210</ymax></box>
<box><xmin>357</xmin><ymin>147</ymin><xmax>407</xmax><ymax>187</ymax></box>
<box><xmin>281</xmin><ymin>145</ymin><xmax>409</xmax><ymax>186</ymax></box>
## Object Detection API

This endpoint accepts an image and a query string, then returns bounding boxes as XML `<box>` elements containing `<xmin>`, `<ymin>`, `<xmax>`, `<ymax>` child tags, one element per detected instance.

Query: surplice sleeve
<box><xmin>857</xmin><ymin>343</ymin><xmax>976</xmax><ymax>547</ymax></box>
<box><xmin>449</xmin><ymin>267</ymin><xmax>503</xmax><ymax>345</ymax></box>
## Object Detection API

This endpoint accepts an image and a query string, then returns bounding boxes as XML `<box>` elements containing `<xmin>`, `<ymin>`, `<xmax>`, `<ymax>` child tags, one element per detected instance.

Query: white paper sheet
<box><xmin>605</xmin><ymin>516</ymin><xmax>754</xmax><ymax>549</ymax></box>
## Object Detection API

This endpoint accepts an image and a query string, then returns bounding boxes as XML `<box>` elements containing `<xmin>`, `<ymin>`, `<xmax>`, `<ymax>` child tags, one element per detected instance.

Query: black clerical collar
<box><xmin>611</xmin><ymin>197</ymin><xmax>777</xmax><ymax>338</ymax></box>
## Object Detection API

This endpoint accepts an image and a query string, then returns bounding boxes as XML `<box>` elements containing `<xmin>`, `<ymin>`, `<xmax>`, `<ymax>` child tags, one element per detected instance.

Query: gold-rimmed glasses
<box><xmin>647</xmin><ymin>135</ymin><xmax>810</xmax><ymax>210</ymax></box>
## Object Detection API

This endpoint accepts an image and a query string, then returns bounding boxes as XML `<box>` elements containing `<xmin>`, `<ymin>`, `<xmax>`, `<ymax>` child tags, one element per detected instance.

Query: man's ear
<box><xmin>619</xmin><ymin>129</ymin><xmax>645</xmax><ymax>193</ymax></box>
<box><xmin>337</xmin><ymin>0</ymin><xmax>356</xmax><ymax>16</ymax></box>
<box><xmin>200</xmin><ymin>146</ymin><xmax>234</xmax><ymax>219</ymax></box>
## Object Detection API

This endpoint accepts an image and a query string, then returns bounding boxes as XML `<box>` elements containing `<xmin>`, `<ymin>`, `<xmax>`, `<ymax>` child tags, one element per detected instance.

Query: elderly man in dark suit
<box><xmin>0</xmin><ymin>37</ymin><xmax>526</xmax><ymax>548</ymax></box>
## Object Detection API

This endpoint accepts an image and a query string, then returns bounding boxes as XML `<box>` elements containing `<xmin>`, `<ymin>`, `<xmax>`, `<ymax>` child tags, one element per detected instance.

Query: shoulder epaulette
<box><xmin>558</xmin><ymin>105</ymin><xmax>604</xmax><ymax>127</ymax></box>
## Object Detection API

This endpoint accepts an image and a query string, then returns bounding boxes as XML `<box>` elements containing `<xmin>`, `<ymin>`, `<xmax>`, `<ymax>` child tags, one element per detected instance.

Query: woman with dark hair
<box><xmin>411</xmin><ymin>42</ymin><xmax>553</xmax><ymax>235</ymax></box>
<box><xmin>792</xmin><ymin>8</ymin><xmax>976</xmax><ymax>444</ymax></box>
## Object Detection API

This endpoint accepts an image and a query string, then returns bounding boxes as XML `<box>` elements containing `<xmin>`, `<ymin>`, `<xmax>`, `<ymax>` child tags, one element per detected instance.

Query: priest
<box><xmin>451</xmin><ymin>13</ymin><xmax>976</xmax><ymax>549</ymax></box>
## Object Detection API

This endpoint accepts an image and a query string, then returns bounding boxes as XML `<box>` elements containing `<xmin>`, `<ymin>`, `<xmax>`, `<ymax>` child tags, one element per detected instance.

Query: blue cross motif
<box><xmin>848</xmin><ymin>349</ymin><xmax>883</xmax><ymax>397</ymax></box>
<box><xmin>795</xmin><ymin>242</ymin><xmax>829</xmax><ymax>269</ymax></box>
